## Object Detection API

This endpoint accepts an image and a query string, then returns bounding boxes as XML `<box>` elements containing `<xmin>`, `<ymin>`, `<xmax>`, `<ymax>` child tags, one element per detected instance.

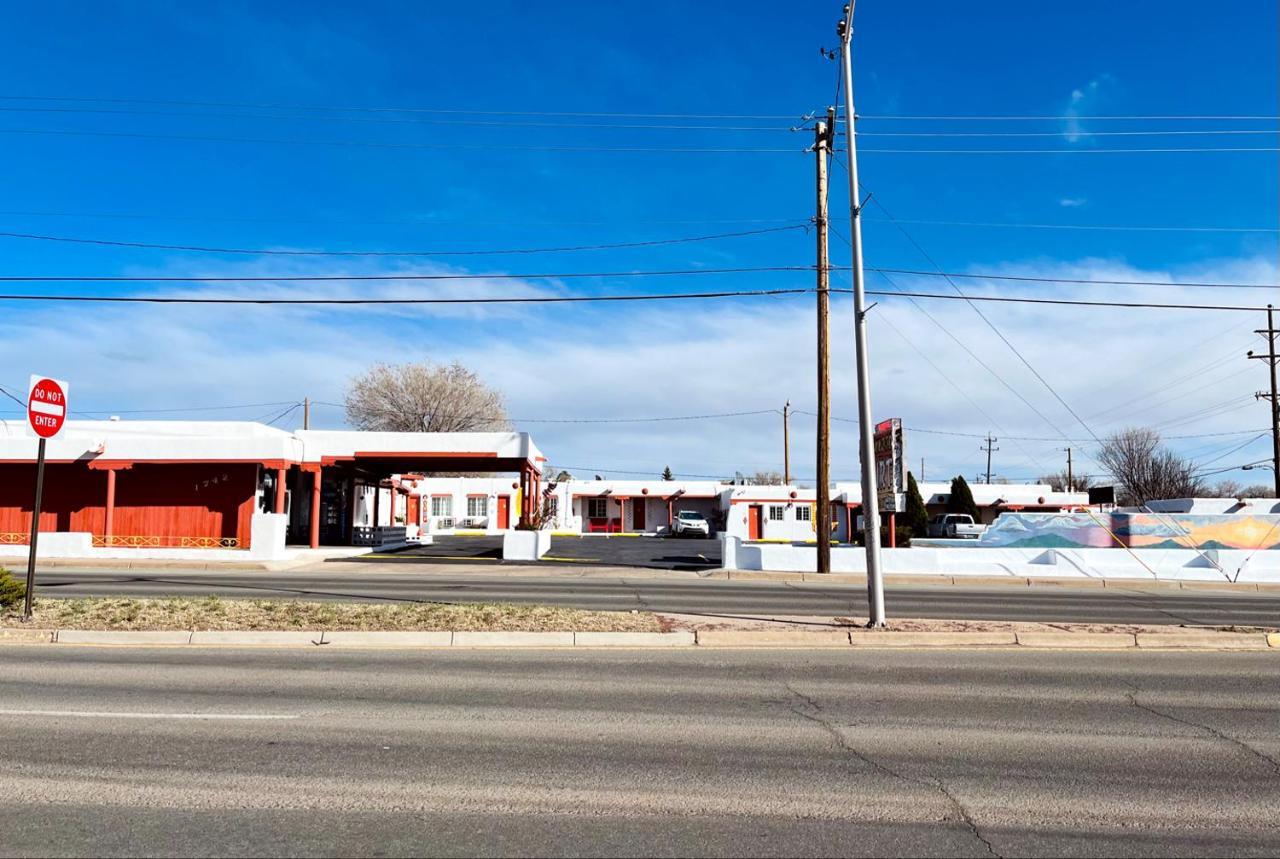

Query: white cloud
<box><xmin>0</xmin><ymin>252</ymin><xmax>1273</xmax><ymax>487</ymax></box>
<box><xmin>1064</xmin><ymin>74</ymin><xmax>1113</xmax><ymax>143</ymax></box>
<box><xmin>1058</xmin><ymin>197</ymin><xmax>1088</xmax><ymax>208</ymax></box>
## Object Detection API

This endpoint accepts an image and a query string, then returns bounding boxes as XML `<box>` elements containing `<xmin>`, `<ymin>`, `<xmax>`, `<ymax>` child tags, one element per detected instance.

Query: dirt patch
<box><xmin>0</xmin><ymin>597</ymin><xmax>661</xmax><ymax>633</ymax></box>
<box><xmin>656</xmin><ymin>612</ymin><xmax>1275</xmax><ymax>635</ymax></box>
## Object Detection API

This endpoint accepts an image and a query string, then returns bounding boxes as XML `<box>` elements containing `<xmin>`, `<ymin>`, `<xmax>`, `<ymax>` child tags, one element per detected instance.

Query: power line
<box><xmin>72</xmin><ymin>400</ymin><xmax>301</xmax><ymax>415</ymax></box>
<box><xmin>0</xmin><ymin>94</ymin><xmax>810</xmax><ymax>120</ymax></box>
<box><xmin>862</xmin><ymin>217</ymin><xmax>1278</xmax><ymax>234</ymax></box>
<box><xmin>854</xmin><ymin>146</ymin><xmax>1279</xmax><ymax>154</ymax></box>
<box><xmin>854</xmin><ymin>289</ymin><xmax>1266</xmax><ymax>313</ymax></box>
<box><xmin>867</xmin><ymin>267</ymin><xmax>1277</xmax><ymax>290</ymax></box>
<box><xmin>0</xmin><ymin>126</ymin><xmax>1271</xmax><ymax>155</ymax></box>
<box><xmin>0</xmin><ymin>104</ymin><xmax>802</xmax><ymax>132</ymax></box>
<box><xmin>311</xmin><ymin>402</ymin><xmax>781</xmax><ymax>424</ymax></box>
<box><xmin>0</xmin><ymin>265</ymin><xmax>809</xmax><ymax>283</ymax></box>
<box><xmin>0</xmin><ymin>209</ymin><xmax>807</xmax><ymax>227</ymax></box>
<box><xmin>870</xmin><ymin>197</ymin><xmax>1103</xmax><ymax>447</ymax></box>
<box><xmin>855</xmin><ymin>114</ymin><xmax>1280</xmax><ymax>121</ymax></box>
<box><xmin>3</xmin><ymin>97</ymin><xmax>1271</xmax><ymax>122</ymax></box>
<box><xmin>857</xmin><ymin>129</ymin><xmax>1279</xmax><ymax>137</ymax></box>
<box><xmin>0</xmin><ymin>224</ymin><xmax>808</xmax><ymax>257</ymax></box>
<box><xmin>0</xmin><ymin>287</ymin><xmax>814</xmax><ymax>305</ymax></box>
<box><xmin>0</xmin><ymin>127</ymin><xmax>799</xmax><ymax>154</ymax></box>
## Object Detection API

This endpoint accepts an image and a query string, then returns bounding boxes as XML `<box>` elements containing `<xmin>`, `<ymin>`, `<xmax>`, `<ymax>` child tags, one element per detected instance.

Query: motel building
<box><xmin>0</xmin><ymin>419</ymin><xmax>544</xmax><ymax>560</ymax></box>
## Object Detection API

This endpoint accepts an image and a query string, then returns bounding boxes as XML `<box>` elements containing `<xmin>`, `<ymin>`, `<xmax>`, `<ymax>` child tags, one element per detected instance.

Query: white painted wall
<box><xmin>722</xmin><ymin>536</ymin><xmax>1280</xmax><ymax>583</ymax></box>
<box><xmin>407</xmin><ymin>477</ymin><xmax>521</xmax><ymax>534</ymax></box>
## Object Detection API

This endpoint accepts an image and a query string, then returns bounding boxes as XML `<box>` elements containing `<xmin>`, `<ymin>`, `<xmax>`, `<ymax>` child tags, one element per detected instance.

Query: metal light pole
<box><xmin>838</xmin><ymin>3</ymin><xmax>885</xmax><ymax>626</ymax></box>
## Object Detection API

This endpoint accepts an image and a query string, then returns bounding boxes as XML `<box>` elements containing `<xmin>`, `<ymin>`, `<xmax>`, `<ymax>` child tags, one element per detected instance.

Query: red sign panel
<box><xmin>27</xmin><ymin>375</ymin><xmax>69</xmax><ymax>439</ymax></box>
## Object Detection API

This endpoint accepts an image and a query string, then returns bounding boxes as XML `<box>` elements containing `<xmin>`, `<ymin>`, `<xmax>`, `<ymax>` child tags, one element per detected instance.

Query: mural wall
<box><xmin>977</xmin><ymin>511</ymin><xmax>1280</xmax><ymax>551</ymax></box>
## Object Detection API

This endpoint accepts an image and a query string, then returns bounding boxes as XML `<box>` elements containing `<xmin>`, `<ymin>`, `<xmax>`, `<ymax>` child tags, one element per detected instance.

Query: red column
<box><xmin>520</xmin><ymin>465</ymin><xmax>532</xmax><ymax>527</ymax></box>
<box><xmin>667</xmin><ymin>499</ymin><xmax>673</xmax><ymax>529</ymax></box>
<box><xmin>274</xmin><ymin>467</ymin><xmax>287</xmax><ymax>514</ymax></box>
<box><xmin>309</xmin><ymin>468</ymin><xmax>321</xmax><ymax>549</ymax></box>
<box><xmin>104</xmin><ymin>468</ymin><xmax>118</xmax><ymax>542</ymax></box>
<box><xmin>389</xmin><ymin>484</ymin><xmax>397</xmax><ymax>525</ymax></box>
<box><xmin>619</xmin><ymin>498</ymin><xmax>626</xmax><ymax>533</ymax></box>
<box><xmin>888</xmin><ymin>512</ymin><xmax>896</xmax><ymax>548</ymax></box>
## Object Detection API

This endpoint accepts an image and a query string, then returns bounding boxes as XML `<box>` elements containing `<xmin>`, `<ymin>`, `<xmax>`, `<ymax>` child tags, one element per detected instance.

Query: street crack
<box><xmin>784</xmin><ymin>683</ymin><xmax>1001</xmax><ymax>858</ymax></box>
<box><xmin>1124</xmin><ymin>686</ymin><xmax>1280</xmax><ymax>779</ymax></box>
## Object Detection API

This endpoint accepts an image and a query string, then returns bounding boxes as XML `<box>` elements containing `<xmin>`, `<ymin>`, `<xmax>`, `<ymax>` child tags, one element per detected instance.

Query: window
<box><xmin>431</xmin><ymin>496</ymin><xmax>452</xmax><ymax>517</ymax></box>
<box><xmin>796</xmin><ymin>505</ymin><xmax>812</xmax><ymax>522</ymax></box>
<box><xmin>587</xmin><ymin>498</ymin><xmax>609</xmax><ymax>519</ymax></box>
<box><xmin>467</xmin><ymin>495</ymin><xmax>488</xmax><ymax>518</ymax></box>
<box><xmin>768</xmin><ymin>505</ymin><xmax>785</xmax><ymax>522</ymax></box>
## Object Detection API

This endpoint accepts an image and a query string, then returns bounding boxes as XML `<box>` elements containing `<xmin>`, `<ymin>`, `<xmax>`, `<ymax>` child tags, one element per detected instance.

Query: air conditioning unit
<box><xmin>438</xmin><ymin>518</ymin><xmax>454</xmax><ymax>529</ymax></box>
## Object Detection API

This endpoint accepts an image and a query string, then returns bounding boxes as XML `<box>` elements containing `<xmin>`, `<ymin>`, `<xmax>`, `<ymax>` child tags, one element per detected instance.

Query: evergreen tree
<box><xmin>904</xmin><ymin>471</ymin><xmax>930</xmax><ymax>536</ymax></box>
<box><xmin>947</xmin><ymin>475</ymin><xmax>981</xmax><ymax>520</ymax></box>
<box><xmin>661</xmin><ymin>466</ymin><xmax>674</xmax><ymax>481</ymax></box>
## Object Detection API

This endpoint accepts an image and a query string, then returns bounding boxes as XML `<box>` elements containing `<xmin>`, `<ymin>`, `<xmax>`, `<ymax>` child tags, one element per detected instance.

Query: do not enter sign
<box><xmin>27</xmin><ymin>375</ymin><xmax>69</xmax><ymax>439</ymax></box>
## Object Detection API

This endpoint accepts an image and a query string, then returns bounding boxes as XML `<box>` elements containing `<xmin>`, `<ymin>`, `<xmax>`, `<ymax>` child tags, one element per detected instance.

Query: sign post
<box><xmin>23</xmin><ymin>375</ymin><xmax>68</xmax><ymax>620</ymax></box>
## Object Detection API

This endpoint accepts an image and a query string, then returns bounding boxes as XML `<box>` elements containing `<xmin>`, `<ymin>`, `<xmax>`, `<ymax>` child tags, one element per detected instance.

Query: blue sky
<box><xmin>0</xmin><ymin>1</ymin><xmax>1276</xmax><ymax>486</ymax></box>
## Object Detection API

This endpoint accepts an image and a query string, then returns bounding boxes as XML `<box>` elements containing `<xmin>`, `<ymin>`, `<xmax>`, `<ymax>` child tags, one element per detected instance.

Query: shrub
<box><xmin>0</xmin><ymin>569</ymin><xmax>26</xmax><ymax>611</ymax></box>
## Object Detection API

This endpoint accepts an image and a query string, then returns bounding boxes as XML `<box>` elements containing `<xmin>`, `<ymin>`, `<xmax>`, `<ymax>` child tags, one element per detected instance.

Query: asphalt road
<box><xmin>28</xmin><ymin>567</ymin><xmax>1280</xmax><ymax>627</ymax></box>
<box><xmin>2</xmin><ymin>646</ymin><xmax>1277</xmax><ymax>857</ymax></box>
<box><xmin>356</xmin><ymin>536</ymin><xmax>722</xmax><ymax>570</ymax></box>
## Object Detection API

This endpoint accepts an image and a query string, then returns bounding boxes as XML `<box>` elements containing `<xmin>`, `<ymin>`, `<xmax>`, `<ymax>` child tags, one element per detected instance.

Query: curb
<box><xmin>2</xmin><ymin>628</ymin><xmax>1275</xmax><ymax>651</ymax></box>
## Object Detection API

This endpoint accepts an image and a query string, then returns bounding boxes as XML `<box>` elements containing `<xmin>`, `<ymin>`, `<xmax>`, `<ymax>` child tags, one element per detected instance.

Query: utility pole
<box><xmin>981</xmin><ymin>434</ymin><xmax>999</xmax><ymax>484</ymax></box>
<box><xmin>814</xmin><ymin>114</ymin><xmax>833</xmax><ymax>575</ymax></box>
<box><xmin>1064</xmin><ymin>447</ymin><xmax>1073</xmax><ymax>491</ymax></box>
<box><xmin>920</xmin><ymin>457</ymin><xmax>924</xmax><ymax>482</ymax></box>
<box><xmin>782</xmin><ymin>401</ymin><xmax>792</xmax><ymax>485</ymax></box>
<box><xmin>1248</xmin><ymin>303</ymin><xmax>1280</xmax><ymax>496</ymax></box>
<box><xmin>838</xmin><ymin>4</ymin><xmax>885</xmax><ymax>627</ymax></box>
<box><xmin>303</xmin><ymin>397</ymin><xmax>311</xmax><ymax>430</ymax></box>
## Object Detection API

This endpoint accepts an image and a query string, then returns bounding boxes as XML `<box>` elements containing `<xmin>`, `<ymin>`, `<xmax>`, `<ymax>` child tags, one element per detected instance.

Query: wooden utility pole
<box><xmin>782</xmin><ymin>401</ymin><xmax>792</xmax><ymax>485</ymax></box>
<box><xmin>303</xmin><ymin>397</ymin><xmax>311</xmax><ymax>430</ymax></box>
<box><xmin>815</xmin><ymin>114</ymin><xmax>833</xmax><ymax>574</ymax></box>
<box><xmin>1065</xmin><ymin>447</ymin><xmax>1073</xmax><ymax>491</ymax></box>
<box><xmin>1248</xmin><ymin>303</ymin><xmax>1280</xmax><ymax>496</ymax></box>
<box><xmin>981</xmin><ymin>433</ymin><xmax>999</xmax><ymax>484</ymax></box>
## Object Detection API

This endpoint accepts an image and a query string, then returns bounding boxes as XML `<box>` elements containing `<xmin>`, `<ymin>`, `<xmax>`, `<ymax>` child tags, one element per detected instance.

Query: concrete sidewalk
<box><xmin>3</xmin><ymin>627</ymin><xmax>1277</xmax><ymax>651</ymax></box>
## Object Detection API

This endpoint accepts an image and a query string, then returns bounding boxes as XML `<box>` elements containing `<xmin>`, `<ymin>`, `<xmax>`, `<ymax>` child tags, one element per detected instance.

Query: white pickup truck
<box><xmin>926</xmin><ymin>513</ymin><xmax>987</xmax><ymax>539</ymax></box>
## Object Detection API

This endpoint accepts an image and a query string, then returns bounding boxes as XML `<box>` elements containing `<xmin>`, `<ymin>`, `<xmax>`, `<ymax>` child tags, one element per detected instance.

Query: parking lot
<box><xmin>347</xmin><ymin>534</ymin><xmax>721</xmax><ymax>571</ymax></box>
<box><xmin>545</xmin><ymin>535</ymin><xmax>720</xmax><ymax>571</ymax></box>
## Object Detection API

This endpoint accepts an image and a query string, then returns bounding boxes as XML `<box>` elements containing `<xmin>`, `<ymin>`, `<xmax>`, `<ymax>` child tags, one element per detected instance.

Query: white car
<box><xmin>671</xmin><ymin>509</ymin><xmax>711</xmax><ymax>538</ymax></box>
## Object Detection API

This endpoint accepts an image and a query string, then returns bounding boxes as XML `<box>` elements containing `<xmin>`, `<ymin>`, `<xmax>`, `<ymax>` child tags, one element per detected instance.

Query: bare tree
<box><xmin>1096</xmin><ymin>428</ymin><xmax>1204</xmax><ymax>506</ymax></box>
<box><xmin>1241</xmin><ymin>484</ymin><xmax>1275</xmax><ymax>498</ymax></box>
<box><xmin>345</xmin><ymin>361</ymin><xmax>509</xmax><ymax>432</ymax></box>
<box><xmin>749</xmin><ymin>470</ymin><xmax>785</xmax><ymax>486</ymax></box>
<box><xmin>1201</xmin><ymin>479</ymin><xmax>1244</xmax><ymax>499</ymax></box>
<box><xmin>1039</xmin><ymin>470</ymin><xmax>1094</xmax><ymax>493</ymax></box>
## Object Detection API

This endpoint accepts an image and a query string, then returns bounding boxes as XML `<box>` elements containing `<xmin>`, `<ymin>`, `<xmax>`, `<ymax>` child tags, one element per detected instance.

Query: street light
<box><xmin>1242</xmin><ymin>463</ymin><xmax>1276</xmax><ymax>472</ymax></box>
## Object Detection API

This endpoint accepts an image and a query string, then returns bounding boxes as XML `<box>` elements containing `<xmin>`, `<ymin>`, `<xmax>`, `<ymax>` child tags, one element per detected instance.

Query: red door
<box><xmin>405</xmin><ymin>496</ymin><xmax>420</xmax><ymax>528</ymax></box>
<box><xmin>633</xmin><ymin>499</ymin><xmax>646</xmax><ymax>531</ymax></box>
<box><xmin>497</xmin><ymin>496</ymin><xmax>510</xmax><ymax>529</ymax></box>
<box><xmin>747</xmin><ymin>505</ymin><xmax>762</xmax><ymax>541</ymax></box>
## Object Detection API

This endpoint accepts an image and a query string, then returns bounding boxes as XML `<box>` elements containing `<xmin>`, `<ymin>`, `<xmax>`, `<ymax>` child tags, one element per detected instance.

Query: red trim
<box><xmin>466</xmin><ymin>493</ymin><xmax>488</xmax><ymax>498</ymax></box>
<box><xmin>104</xmin><ymin>468</ymin><xmax>117</xmax><ymax>538</ymax></box>
<box><xmin>729</xmin><ymin>497</ymin><xmax>813</xmax><ymax>505</ymax></box>
<box><xmin>353</xmin><ymin>450</ymin><xmax>499</xmax><ymax>458</ymax></box>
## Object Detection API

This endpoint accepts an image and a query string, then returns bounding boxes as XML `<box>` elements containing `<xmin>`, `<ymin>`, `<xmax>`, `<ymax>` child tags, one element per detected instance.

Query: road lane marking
<box><xmin>0</xmin><ymin>709</ymin><xmax>299</xmax><ymax>720</ymax></box>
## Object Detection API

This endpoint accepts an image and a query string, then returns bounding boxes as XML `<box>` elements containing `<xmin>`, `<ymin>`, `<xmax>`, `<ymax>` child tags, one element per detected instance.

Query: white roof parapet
<box><xmin>296</xmin><ymin>429</ymin><xmax>542</xmax><ymax>466</ymax></box>
<box><xmin>0</xmin><ymin>419</ymin><xmax>302</xmax><ymax>464</ymax></box>
<box><xmin>0</xmin><ymin>421</ymin><xmax>542</xmax><ymax>468</ymax></box>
